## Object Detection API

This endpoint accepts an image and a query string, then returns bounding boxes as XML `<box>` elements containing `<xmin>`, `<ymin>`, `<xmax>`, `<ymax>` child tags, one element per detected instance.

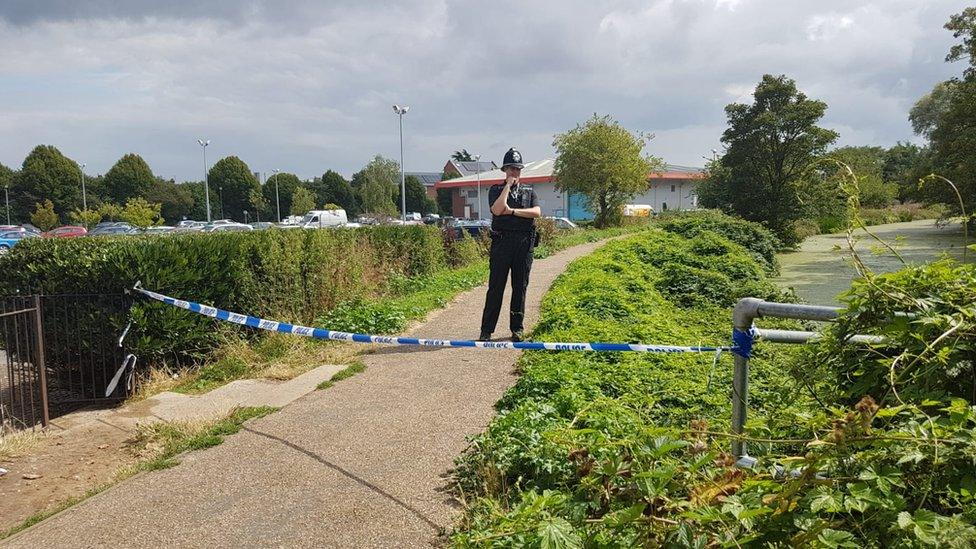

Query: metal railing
<box><xmin>730</xmin><ymin>298</ymin><xmax>883</xmax><ymax>468</ymax></box>
<box><xmin>0</xmin><ymin>296</ymin><xmax>49</xmax><ymax>432</ymax></box>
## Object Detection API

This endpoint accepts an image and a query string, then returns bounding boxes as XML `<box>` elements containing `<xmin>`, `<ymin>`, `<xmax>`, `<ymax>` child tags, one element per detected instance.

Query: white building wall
<box><xmin>454</xmin><ymin>180</ymin><xmax>697</xmax><ymax>218</ymax></box>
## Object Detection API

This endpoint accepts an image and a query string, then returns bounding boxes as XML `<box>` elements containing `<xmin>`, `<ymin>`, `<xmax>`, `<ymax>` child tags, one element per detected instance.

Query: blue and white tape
<box><xmin>134</xmin><ymin>287</ymin><xmax>732</xmax><ymax>354</ymax></box>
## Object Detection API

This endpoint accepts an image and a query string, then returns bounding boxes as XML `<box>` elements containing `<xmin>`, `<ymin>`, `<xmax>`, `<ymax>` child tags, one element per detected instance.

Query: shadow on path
<box><xmin>242</xmin><ymin>426</ymin><xmax>441</xmax><ymax>533</ymax></box>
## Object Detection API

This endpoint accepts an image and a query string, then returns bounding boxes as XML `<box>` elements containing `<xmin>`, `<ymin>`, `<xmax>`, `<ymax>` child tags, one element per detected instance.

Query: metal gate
<box><xmin>0</xmin><ymin>296</ymin><xmax>49</xmax><ymax>433</ymax></box>
<box><xmin>1</xmin><ymin>293</ymin><xmax>134</xmax><ymax>433</ymax></box>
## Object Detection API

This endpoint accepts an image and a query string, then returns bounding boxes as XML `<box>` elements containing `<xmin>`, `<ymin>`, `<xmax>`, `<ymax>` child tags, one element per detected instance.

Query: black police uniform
<box><xmin>479</xmin><ymin>165</ymin><xmax>539</xmax><ymax>339</ymax></box>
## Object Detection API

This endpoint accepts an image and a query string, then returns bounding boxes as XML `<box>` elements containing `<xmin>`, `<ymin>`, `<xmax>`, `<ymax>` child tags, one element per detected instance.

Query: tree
<box><xmin>262</xmin><ymin>172</ymin><xmax>301</xmax><ymax>222</ymax></box>
<box><xmin>945</xmin><ymin>7</ymin><xmax>976</xmax><ymax>78</ymax></box>
<box><xmin>11</xmin><ymin>145</ymin><xmax>82</xmax><ymax>220</ymax></box>
<box><xmin>394</xmin><ymin>175</ymin><xmax>436</xmax><ymax>215</ymax></box>
<box><xmin>697</xmin><ymin>75</ymin><xmax>838</xmax><ymax>244</ymax></box>
<box><xmin>357</xmin><ymin>156</ymin><xmax>399</xmax><ymax>216</ymax></box>
<box><xmin>104</xmin><ymin>153</ymin><xmax>155</xmax><ymax>204</ymax></box>
<box><xmin>97</xmin><ymin>202</ymin><xmax>123</xmax><ymax>222</ymax></box>
<box><xmin>30</xmin><ymin>200</ymin><xmax>59</xmax><ymax>231</ymax></box>
<box><xmin>451</xmin><ymin>149</ymin><xmax>474</xmax><ymax>161</ymax></box>
<box><xmin>69</xmin><ymin>208</ymin><xmax>102</xmax><ymax>229</ymax></box>
<box><xmin>290</xmin><ymin>186</ymin><xmax>315</xmax><ymax>216</ymax></box>
<box><xmin>921</xmin><ymin>8</ymin><xmax>976</xmax><ymax>217</ymax></box>
<box><xmin>553</xmin><ymin>114</ymin><xmax>661</xmax><ymax>228</ymax></box>
<box><xmin>144</xmin><ymin>178</ymin><xmax>196</xmax><ymax>223</ymax></box>
<box><xmin>825</xmin><ymin>146</ymin><xmax>897</xmax><ymax>209</ymax></box>
<box><xmin>910</xmin><ymin>81</ymin><xmax>957</xmax><ymax>139</ymax></box>
<box><xmin>207</xmin><ymin>156</ymin><xmax>260</xmax><ymax>222</ymax></box>
<box><xmin>320</xmin><ymin>170</ymin><xmax>359</xmax><ymax>216</ymax></box>
<box><xmin>120</xmin><ymin>197</ymin><xmax>163</xmax><ymax>228</ymax></box>
<box><xmin>249</xmin><ymin>187</ymin><xmax>269</xmax><ymax>222</ymax></box>
<box><xmin>883</xmin><ymin>143</ymin><xmax>931</xmax><ymax>202</ymax></box>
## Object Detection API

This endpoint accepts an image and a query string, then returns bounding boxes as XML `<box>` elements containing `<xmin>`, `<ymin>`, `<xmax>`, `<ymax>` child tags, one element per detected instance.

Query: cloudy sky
<box><xmin>0</xmin><ymin>0</ymin><xmax>968</xmax><ymax>182</ymax></box>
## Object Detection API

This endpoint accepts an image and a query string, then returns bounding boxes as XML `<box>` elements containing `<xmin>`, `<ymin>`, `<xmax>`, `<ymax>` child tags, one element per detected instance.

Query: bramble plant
<box><xmin>452</xmin><ymin>215</ymin><xmax>976</xmax><ymax>546</ymax></box>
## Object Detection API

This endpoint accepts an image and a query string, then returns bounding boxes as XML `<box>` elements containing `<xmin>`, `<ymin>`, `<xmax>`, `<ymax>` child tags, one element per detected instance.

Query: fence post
<box><xmin>731</xmin><ymin>298</ymin><xmax>761</xmax><ymax>465</ymax></box>
<box><xmin>32</xmin><ymin>295</ymin><xmax>49</xmax><ymax>427</ymax></box>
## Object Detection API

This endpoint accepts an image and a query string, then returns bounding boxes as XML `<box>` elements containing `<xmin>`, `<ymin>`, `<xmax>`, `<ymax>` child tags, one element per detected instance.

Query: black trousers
<box><xmin>480</xmin><ymin>231</ymin><xmax>535</xmax><ymax>335</ymax></box>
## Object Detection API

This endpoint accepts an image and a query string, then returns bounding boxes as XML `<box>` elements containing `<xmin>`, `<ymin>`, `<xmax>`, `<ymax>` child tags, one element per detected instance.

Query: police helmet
<box><xmin>502</xmin><ymin>148</ymin><xmax>524</xmax><ymax>169</ymax></box>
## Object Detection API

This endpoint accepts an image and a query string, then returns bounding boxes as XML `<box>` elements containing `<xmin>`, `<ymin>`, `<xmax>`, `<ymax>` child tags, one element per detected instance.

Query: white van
<box><xmin>300</xmin><ymin>209</ymin><xmax>348</xmax><ymax>228</ymax></box>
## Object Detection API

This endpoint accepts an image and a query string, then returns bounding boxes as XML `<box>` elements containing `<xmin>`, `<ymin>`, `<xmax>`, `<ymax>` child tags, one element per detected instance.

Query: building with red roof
<box><xmin>433</xmin><ymin>158</ymin><xmax>704</xmax><ymax>220</ymax></box>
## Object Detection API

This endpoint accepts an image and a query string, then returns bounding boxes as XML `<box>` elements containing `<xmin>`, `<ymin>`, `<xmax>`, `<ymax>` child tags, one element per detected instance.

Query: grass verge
<box><xmin>316</xmin><ymin>360</ymin><xmax>366</xmax><ymax>390</ymax></box>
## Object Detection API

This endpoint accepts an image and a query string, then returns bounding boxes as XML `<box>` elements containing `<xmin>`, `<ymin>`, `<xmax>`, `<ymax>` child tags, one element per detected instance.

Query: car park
<box><xmin>42</xmin><ymin>226</ymin><xmax>88</xmax><ymax>238</ymax></box>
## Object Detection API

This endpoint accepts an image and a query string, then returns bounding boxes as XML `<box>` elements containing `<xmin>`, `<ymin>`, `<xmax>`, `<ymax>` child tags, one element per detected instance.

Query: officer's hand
<box><xmin>505</xmin><ymin>175</ymin><xmax>517</xmax><ymax>186</ymax></box>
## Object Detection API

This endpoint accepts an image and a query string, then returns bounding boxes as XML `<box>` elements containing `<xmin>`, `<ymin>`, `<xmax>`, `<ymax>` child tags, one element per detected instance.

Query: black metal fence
<box><xmin>0</xmin><ymin>296</ymin><xmax>49</xmax><ymax>433</ymax></box>
<box><xmin>0</xmin><ymin>293</ymin><xmax>134</xmax><ymax>432</ymax></box>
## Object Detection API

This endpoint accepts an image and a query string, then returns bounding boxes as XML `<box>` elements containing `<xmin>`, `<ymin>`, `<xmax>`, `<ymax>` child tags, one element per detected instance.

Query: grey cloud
<box><xmin>0</xmin><ymin>0</ymin><xmax>969</xmax><ymax>180</ymax></box>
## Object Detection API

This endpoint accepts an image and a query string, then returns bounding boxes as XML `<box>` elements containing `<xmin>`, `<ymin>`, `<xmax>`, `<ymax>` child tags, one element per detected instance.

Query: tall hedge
<box><xmin>0</xmin><ymin>226</ymin><xmax>448</xmax><ymax>364</ymax></box>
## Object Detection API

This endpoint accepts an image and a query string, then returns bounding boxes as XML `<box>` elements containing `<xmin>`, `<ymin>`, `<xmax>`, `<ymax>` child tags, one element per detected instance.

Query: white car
<box><xmin>545</xmin><ymin>216</ymin><xmax>579</xmax><ymax>230</ymax></box>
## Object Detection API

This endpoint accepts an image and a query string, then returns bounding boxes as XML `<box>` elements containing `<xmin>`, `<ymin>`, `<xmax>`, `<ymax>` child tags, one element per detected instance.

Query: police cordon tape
<box><xmin>133</xmin><ymin>286</ymin><xmax>736</xmax><ymax>354</ymax></box>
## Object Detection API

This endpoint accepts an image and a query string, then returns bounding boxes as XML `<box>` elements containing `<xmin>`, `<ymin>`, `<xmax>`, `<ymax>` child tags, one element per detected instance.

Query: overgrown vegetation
<box><xmin>451</xmin><ymin>219</ymin><xmax>976</xmax><ymax>546</ymax></box>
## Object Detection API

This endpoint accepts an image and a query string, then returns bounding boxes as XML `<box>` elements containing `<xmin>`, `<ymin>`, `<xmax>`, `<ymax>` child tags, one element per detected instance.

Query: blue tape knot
<box><xmin>731</xmin><ymin>326</ymin><xmax>757</xmax><ymax>358</ymax></box>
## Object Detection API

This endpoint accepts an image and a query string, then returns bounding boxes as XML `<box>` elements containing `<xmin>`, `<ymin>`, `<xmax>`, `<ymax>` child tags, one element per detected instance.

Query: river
<box><xmin>775</xmin><ymin>219</ymin><xmax>971</xmax><ymax>305</ymax></box>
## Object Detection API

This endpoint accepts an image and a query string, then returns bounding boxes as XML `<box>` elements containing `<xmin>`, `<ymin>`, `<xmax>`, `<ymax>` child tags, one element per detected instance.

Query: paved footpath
<box><xmin>3</xmin><ymin>239</ymin><xmax>610</xmax><ymax>549</ymax></box>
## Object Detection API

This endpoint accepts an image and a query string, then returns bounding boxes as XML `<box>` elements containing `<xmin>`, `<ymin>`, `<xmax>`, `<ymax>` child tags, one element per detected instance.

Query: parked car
<box><xmin>448</xmin><ymin>219</ymin><xmax>491</xmax><ymax>240</ymax></box>
<box><xmin>251</xmin><ymin>222</ymin><xmax>273</xmax><ymax>230</ymax></box>
<box><xmin>42</xmin><ymin>226</ymin><xmax>87</xmax><ymax>238</ymax></box>
<box><xmin>298</xmin><ymin>209</ymin><xmax>348</xmax><ymax>229</ymax></box>
<box><xmin>89</xmin><ymin>223</ymin><xmax>139</xmax><ymax>236</ymax></box>
<box><xmin>204</xmin><ymin>222</ymin><xmax>253</xmax><ymax>233</ymax></box>
<box><xmin>0</xmin><ymin>231</ymin><xmax>39</xmax><ymax>255</ymax></box>
<box><xmin>143</xmin><ymin>226</ymin><xmax>176</xmax><ymax>235</ymax></box>
<box><xmin>421</xmin><ymin>214</ymin><xmax>441</xmax><ymax>225</ymax></box>
<box><xmin>545</xmin><ymin>216</ymin><xmax>579</xmax><ymax>230</ymax></box>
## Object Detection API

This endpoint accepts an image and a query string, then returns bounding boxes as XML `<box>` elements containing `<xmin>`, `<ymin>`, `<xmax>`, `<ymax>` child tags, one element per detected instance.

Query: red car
<box><xmin>42</xmin><ymin>226</ymin><xmax>88</xmax><ymax>238</ymax></box>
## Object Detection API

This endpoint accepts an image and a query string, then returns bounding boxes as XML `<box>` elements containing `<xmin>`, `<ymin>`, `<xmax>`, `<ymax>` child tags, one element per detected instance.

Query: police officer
<box><xmin>479</xmin><ymin>148</ymin><xmax>541</xmax><ymax>342</ymax></box>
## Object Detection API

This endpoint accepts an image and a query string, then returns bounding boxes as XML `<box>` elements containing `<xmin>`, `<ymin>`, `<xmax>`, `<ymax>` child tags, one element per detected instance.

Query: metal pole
<box><xmin>200</xmin><ymin>140</ymin><xmax>212</xmax><ymax>222</ymax></box>
<box><xmin>399</xmin><ymin>113</ymin><xmax>406</xmax><ymax>222</ymax></box>
<box><xmin>274</xmin><ymin>169</ymin><xmax>281</xmax><ymax>223</ymax></box>
<box><xmin>32</xmin><ymin>295</ymin><xmax>49</xmax><ymax>427</ymax></box>
<box><xmin>219</xmin><ymin>186</ymin><xmax>224</xmax><ymax>219</ymax></box>
<box><xmin>731</xmin><ymin>298</ymin><xmax>761</xmax><ymax>465</ymax></box>
<box><xmin>80</xmin><ymin>163</ymin><xmax>87</xmax><ymax>211</ymax></box>
<box><xmin>475</xmin><ymin>155</ymin><xmax>482</xmax><ymax>220</ymax></box>
<box><xmin>4</xmin><ymin>185</ymin><xmax>9</xmax><ymax>225</ymax></box>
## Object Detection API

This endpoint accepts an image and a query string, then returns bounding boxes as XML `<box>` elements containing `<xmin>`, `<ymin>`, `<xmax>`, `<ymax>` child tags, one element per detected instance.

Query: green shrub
<box><xmin>0</xmin><ymin>226</ymin><xmax>461</xmax><ymax>365</ymax></box>
<box><xmin>317</xmin><ymin>298</ymin><xmax>407</xmax><ymax>334</ymax></box>
<box><xmin>659</xmin><ymin>210</ymin><xmax>783</xmax><ymax>274</ymax></box>
<box><xmin>453</xmin><ymin>227</ymin><xmax>976</xmax><ymax>546</ymax></box>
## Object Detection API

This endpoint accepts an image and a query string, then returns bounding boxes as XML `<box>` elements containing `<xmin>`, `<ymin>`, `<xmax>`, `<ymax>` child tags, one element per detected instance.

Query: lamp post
<box><xmin>4</xmin><ymin>185</ymin><xmax>9</xmax><ymax>225</ymax></box>
<box><xmin>473</xmin><ymin>154</ymin><xmax>483</xmax><ymax>220</ymax></box>
<box><xmin>197</xmin><ymin>139</ymin><xmax>212</xmax><ymax>222</ymax></box>
<box><xmin>219</xmin><ymin>186</ymin><xmax>224</xmax><ymax>219</ymax></box>
<box><xmin>244</xmin><ymin>210</ymin><xmax>249</xmax><ymax>224</ymax></box>
<box><xmin>392</xmin><ymin>104</ymin><xmax>409</xmax><ymax>222</ymax></box>
<box><xmin>272</xmin><ymin>168</ymin><xmax>281</xmax><ymax>223</ymax></box>
<box><xmin>80</xmin><ymin>163</ymin><xmax>87</xmax><ymax>211</ymax></box>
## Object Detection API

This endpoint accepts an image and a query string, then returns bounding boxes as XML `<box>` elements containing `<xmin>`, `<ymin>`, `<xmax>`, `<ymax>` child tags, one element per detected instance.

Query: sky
<box><xmin>0</xmin><ymin>0</ymin><xmax>968</xmax><ymax>182</ymax></box>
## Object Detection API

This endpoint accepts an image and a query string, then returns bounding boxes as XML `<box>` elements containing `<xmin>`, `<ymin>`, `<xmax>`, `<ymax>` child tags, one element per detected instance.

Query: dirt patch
<box><xmin>0</xmin><ymin>420</ymin><xmax>141</xmax><ymax>534</ymax></box>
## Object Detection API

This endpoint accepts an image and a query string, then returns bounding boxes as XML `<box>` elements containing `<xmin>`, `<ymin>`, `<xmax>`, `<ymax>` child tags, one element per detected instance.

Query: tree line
<box><xmin>0</xmin><ymin>150</ymin><xmax>437</xmax><ymax>230</ymax></box>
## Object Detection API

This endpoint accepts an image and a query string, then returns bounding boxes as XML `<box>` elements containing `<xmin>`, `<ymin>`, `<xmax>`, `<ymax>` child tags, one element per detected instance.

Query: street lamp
<box><xmin>392</xmin><ymin>104</ymin><xmax>409</xmax><ymax>222</ymax></box>
<box><xmin>272</xmin><ymin>168</ymin><xmax>281</xmax><ymax>223</ymax></box>
<box><xmin>197</xmin><ymin>139</ymin><xmax>212</xmax><ymax>222</ymax></box>
<box><xmin>243</xmin><ymin>210</ymin><xmax>249</xmax><ymax>224</ymax></box>
<box><xmin>3</xmin><ymin>185</ymin><xmax>9</xmax><ymax>225</ymax></box>
<box><xmin>219</xmin><ymin>186</ymin><xmax>224</xmax><ymax>219</ymax></box>
<box><xmin>80</xmin><ymin>163</ymin><xmax>87</xmax><ymax>211</ymax></box>
<box><xmin>473</xmin><ymin>154</ymin><xmax>483</xmax><ymax>220</ymax></box>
